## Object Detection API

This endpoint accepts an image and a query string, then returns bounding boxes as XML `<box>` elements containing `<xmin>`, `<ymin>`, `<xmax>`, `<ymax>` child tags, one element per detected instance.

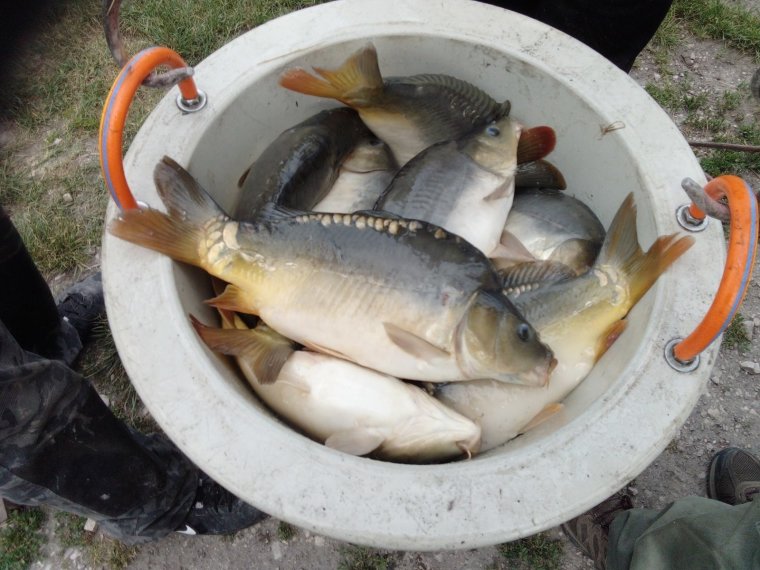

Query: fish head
<box><xmin>456</xmin><ymin>290</ymin><xmax>554</xmax><ymax>387</ymax></box>
<box><xmin>462</xmin><ymin>115</ymin><xmax>522</xmax><ymax>177</ymax></box>
<box><xmin>341</xmin><ymin>137</ymin><xmax>396</xmax><ymax>174</ymax></box>
<box><xmin>381</xmin><ymin>385</ymin><xmax>483</xmax><ymax>462</ymax></box>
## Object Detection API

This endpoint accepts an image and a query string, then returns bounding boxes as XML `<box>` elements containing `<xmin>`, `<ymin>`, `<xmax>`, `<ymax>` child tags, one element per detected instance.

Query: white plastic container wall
<box><xmin>102</xmin><ymin>0</ymin><xmax>725</xmax><ymax>550</ymax></box>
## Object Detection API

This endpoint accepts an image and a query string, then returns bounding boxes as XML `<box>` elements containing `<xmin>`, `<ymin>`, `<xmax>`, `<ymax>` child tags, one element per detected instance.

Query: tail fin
<box><xmin>597</xmin><ymin>193</ymin><xmax>695</xmax><ymax>306</ymax></box>
<box><xmin>279</xmin><ymin>43</ymin><xmax>383</xmax><ymax>105</ymax></box>
<box><xmin>190</xmin><ymin>314</ymin><xmax>294</xmax><ymax>385</ymax></box>
<box><xmin>154</xmin><ymin>156</ymin><xmax>226</xmax><ymax>222</ymax></box>
<box><xmin>109</xmin><ymin>208</ymin><xmax>204</xmax><ymax>266</ymax></box>
<box><xmin>108</xmin><ymin>156</ymin><xmax>225</xmax><ymax>267</ymax></box>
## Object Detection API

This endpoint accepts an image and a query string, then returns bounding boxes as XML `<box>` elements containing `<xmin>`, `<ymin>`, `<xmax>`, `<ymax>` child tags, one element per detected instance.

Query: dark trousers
<box><xmin>482</xmin><ymin>0</ymin><xmax>674</xmax><ymax>72</ymax></box>
<box><xmin>0</xmin><ymin>205</ymin><xmax>199</xmax><ymax>544</ymax></box>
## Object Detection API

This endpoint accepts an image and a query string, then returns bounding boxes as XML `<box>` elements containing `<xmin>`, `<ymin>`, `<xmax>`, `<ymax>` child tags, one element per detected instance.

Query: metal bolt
<box><xmin>664</xmin><ymin>338</ymin><xmax>700</xmax><ymax>373</ymax></box>
<box><xmin>176</xmin><ymin>89</ymin><xmax>208</xmax><ymax>113</ymax></box>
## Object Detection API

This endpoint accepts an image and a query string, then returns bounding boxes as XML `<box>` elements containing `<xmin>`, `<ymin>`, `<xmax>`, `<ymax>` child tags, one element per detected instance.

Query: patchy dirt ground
<box><xmin>12</xmin><ymin>10</ymin><xmax>760</xmax><ymax>570</ymax></box>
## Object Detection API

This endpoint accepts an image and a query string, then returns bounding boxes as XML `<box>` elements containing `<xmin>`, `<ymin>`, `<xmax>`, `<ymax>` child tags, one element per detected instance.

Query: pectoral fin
<box><xmin>325</xmin><ymin>428</ymin><xmax>386</xmax><ymax>456</ymax></box>
<box><xmin>302</xmin><ymin>341</ymin><xmax>352</xmax><ymax>361</ymax></box>
<box><xmin>489</xmin><ymin>230</ymin><xmax>537</xmax><ymax>269</ymax></box>
<box><xmin>482</xmin><ymin>181</ymin><xmax>515</xmax><ymax>202</ymax></box>
<box><xmin>189</xmin><ymin>315</ymin><xmax>294</xmax><ymax>385</ymax></box>
<box><xmin>383</xmin><ymin>323</ymin><xmax>451</xmax><ymax>362</ymax></box>
<box><xmin>205</xmin><ymin>284</ymin><xmax>258</xmax><ymax>315</ymax></box>
<box><xmin>595</xmin><ymin>319</ymin><xmax>628</xmax><ymax>362</ymax></box>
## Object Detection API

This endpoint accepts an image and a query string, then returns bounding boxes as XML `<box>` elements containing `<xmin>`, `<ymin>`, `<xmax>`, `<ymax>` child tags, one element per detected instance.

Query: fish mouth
<box><xmin>519</xmin><ymin>357</ymin><xmax>556</xmax><ymax>388</ymax></box>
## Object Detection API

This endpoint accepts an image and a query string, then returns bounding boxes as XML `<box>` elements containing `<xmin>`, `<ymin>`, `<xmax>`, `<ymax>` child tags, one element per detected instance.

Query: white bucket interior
<box><xmin>102</xmin><ymin>0</ymin><xmax>725</xmax><ymax>550</ymax></box>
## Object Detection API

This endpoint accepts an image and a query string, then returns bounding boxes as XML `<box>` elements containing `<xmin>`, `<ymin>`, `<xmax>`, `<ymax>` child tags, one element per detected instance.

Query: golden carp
<box><xmin>437</xmin><ymin>194</ymin><xmax>694</xmax><ymax>450</ymax></box>
<box><xmin>191</xmin><ymin>312</ymin><xmax>481</xmax><ymax>463</ymax></box>
<box><xmin>109</xmin><ymin>156</ymin><xmax>554</xmax><ymax>386</ymax></box>
<box><xmin>279</xmin><ymin>43</ymin><xmax>511</xmax><ymax>166</ymax></box>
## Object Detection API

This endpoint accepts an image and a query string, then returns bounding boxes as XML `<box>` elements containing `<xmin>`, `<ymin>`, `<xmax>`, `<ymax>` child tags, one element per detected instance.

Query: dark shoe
<box><xmin>561</xmin><ymin>491</ymin><xmax>634</xmax><ymax>570</ymax></box>
<box><xmin>707</xmin><ymin>447</ymin><xmax>760</xmax><ymax>505</ymax></box>
<box><xmin>57</xmin><ymin>272</ymin><xmax>105</xmax><ymax>343</ymax></box>
<box><xmin>176</xmin><ymin>474</ymin><xmax>268</xmax><ymax>536</ymax></box>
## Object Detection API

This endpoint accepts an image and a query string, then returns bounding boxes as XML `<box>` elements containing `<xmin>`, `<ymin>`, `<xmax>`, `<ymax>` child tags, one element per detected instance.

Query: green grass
<box><xmin>672</xmin><ymin>0</ymin><xmax>760</xmax><ymax>60</ymax></box>
<box><xmin>276</xmin><ymin>521</ymin><xmax>297</xmax><ymax>542</ymax></box>
<box><xmin>338</xmin><ymin>545</ymin><xmax>397</xmax><ymax>570</ymax></box>
<box><xmin>120</xmin><ymin>0</ymin><xmax>327</xmax><ymax>66</ymax></box>
<box><xmin>722</xmin><ymin>313</ymin><xmax>752</xmax><ymax>352</ymax></box>
<box><xmin>645</xmin><ymin>82</ymin><xmax>684</xmax><ymax>111</ymax></box>
<box><xmin>54</xmin><ymin>512</ymin><xmax>137</xmax><ymax>570</ymax></box>
<box><xmin>648</xmin><ymin>6</ymin><xmax>683</xmax><ymax>71</ymax></box>
<box><xmin>699</xmin><ymin>123</ymin><xmax>760</xmax><ymax>176</ymax></box>
<box><xmin>498</xmin><ymin>533</ymin><xmax>563</xmax><ymax>570</ymax></box>
<box><xmin>0</xmin><ymin>508</ymin><xmax>46</xmax><ymax>570</ymax></box>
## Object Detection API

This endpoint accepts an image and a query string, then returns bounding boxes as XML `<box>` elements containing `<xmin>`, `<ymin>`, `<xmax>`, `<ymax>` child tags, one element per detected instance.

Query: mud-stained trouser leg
<box><xmin>607</xmin><ymin>496</ymin><xmax>760</xmax><ymax>569</ymax></box>
<box><xmin>0</xmin><ymin>319</ymin><xmax>200</xmax><ymax>544</ymax></box>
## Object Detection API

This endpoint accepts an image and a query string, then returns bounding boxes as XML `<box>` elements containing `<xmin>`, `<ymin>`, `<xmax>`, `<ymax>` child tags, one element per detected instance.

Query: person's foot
<box><xmin>707</xmin><ymin>447</ymin><xmax>760</xmax><ymax>505</ymax></box>
<box><xmin>176</xmin><ymin>473</ymin><xmax>268</xmax><ymax>536</ymax></box>
<box><xmin>561</xmin><ymin>491</ymin><xmax>634</xmax><ymax>570</ymax></box>
<box><xmin>57</xmin><ymin>272</ymin><xmax>105</xmax><ymax>343</ymax></box>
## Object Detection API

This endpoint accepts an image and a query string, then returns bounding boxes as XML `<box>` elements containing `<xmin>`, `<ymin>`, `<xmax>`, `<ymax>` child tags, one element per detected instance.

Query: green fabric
<box><xmin>608</xmin><ymin>496</ymin><xmax>760</xmax><ymax>570</ymax></box>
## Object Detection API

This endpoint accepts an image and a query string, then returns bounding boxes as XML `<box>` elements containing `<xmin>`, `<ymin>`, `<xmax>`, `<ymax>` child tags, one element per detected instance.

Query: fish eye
<box><xmin>516</xmin><ymin>323</ymin><xmax>532</xmax><ymax>342</ymax></box>
<box><xmin>486</xmin><ymin>125</ymin><xmax>500</xmax><ymax>137</ymax></box>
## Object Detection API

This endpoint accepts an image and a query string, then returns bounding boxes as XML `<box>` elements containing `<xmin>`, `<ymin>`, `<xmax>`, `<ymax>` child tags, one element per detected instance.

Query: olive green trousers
<box><xmin>608</xmin><ymin>496</ymin><xmax>760</xmax><ymax>569</ymax></box>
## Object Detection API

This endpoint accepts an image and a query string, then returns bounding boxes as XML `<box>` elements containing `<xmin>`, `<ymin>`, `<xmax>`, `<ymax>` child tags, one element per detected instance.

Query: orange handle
<box><xmin>673</xmin><ymin>175</ymin><xmax>758</xmax><ymax>362</ymax></box>
<box><xmin>99</xmin><ymin>46</ymin><xmax>200</xmax><ymax>210</ymax></box>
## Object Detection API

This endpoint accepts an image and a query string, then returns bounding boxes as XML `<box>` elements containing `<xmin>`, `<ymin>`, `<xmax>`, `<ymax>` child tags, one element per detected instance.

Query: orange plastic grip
<box><xmin>674</xmin><ymin>175</ymin><xmax>758</xmax><ymax>362</ymax></box>
<box><xmin>99</xmin><ymin>47</ymin><xmax>199</xmax><ymax>210</ymax></box>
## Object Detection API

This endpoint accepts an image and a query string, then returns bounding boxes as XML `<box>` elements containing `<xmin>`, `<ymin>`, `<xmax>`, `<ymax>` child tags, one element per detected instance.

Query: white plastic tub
<box><xmin>102</xmin><ymin>0</ymin><xmax>724</xmax><ymax>550</ymax></box>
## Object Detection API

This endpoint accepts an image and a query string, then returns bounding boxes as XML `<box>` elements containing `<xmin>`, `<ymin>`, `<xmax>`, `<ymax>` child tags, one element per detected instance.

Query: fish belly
<box><xmin>252</xmin><ymin>268</ymin><xmax>466</xmax><ymax>381</ymax></box>
<box><xmin>437</xmin><ymin>335</ymin><xmax>593</xmax><ymax>450</ymax></box>
<box><xmin>248</xmin><ymin>351</ymin><xmax>477</xmax><ymax>461</ymax></box>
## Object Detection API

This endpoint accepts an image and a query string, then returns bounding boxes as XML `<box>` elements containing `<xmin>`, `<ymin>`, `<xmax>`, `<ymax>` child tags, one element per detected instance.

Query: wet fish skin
<box><xmin>375</xmin><ymin>114</ymin><xmax>522</xmax><ymax>255</ymax></box>
<box><xmin>438</xmin><ymin>194</ymin><xmax>695</xmax><ymax>450</ymax></box>
<box><xmin>234</xmin><ymin>108</ymin><xmax>376</xmax><ymax>221</ymax></box>
<box><xmin>192</xmin><ymin>313</ymin><xmax>482</xmax><ymax>463</ymax></box>
<box><xmin>515</xmin><ymin>159</ymin><xmax>567</xmax><ymax>190</ymax></box>
<box><xmin>109</xmin><ymin>156</ymin><xmax>554</xmax><ymax>386</ymax></box>
<box><xmin>313</xmin><ymin>137</ymin><xmax>397</xmax><ymax>213</ymax></box>
<box><xmin>279</xmin><ymin>43</ymin><xmax>511</xmax><ymax>166</ymax></box>
<box><xmin>502</xmin><ymin>189</ymin><xmax>606</xmax><ymax>275</ymax></box>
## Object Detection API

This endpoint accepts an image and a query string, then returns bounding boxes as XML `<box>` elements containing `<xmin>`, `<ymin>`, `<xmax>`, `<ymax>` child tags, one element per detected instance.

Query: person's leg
<box><xmin>0</xmin><ymin>318</ymin><xmax>268</xmax><ymax>542</ymax></box>
<box><xmin>608</xmin><ymin>496</ymin><xmax>760</xmax><ymax>570</ymax></box>
<box><xmin>0</xmin><ymin>204</ymin><xmax>79</xmax><ymax>362</ymax></box>
<box><xmin>480</xmin><ymin>0</ymin><xmax>674</xmax><ymax>72</ymax></box>
<box><xmin>564</xmin><ymin>448</ymin><xmax>760</xmax><ymax>570</ymax></box>
<box><xmin>0</xmin><ymin>318</ymin><xmax>201</xmax><ymax>544</ymax></box>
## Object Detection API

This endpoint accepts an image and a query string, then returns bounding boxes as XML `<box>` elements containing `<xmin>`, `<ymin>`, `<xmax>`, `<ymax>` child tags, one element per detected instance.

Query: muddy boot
<box><xmin>176</xmin><ymin>473</ymin><xmax>268</xmax><ymax>535</ymax></box>
<box><xmin>57</xmin><ymin>272</ymin><xmax>105</xmax><ymax>344</ymax></box>
<box><xmin>707</xmin><ymin>447</ymin><xmax>760</xmax><ymax>506</ymax></box>
<box><xmin>561</xmin><ymin>491</ymin><xmax>634</xmax><ymax>570</ymax></box>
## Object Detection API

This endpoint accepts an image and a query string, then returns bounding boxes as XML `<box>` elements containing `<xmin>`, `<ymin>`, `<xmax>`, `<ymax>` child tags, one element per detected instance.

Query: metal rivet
<box><xmin>675</xmin><ymin>204</ymin><xmax>709</xmax><ymax>232</ymax></box>
<box><xmin>176</xmin><ymin>90</ymin><xmax>208</xmax><ymax>113</ymax></box>
<box><xmin>664</xmin><ymin>338</ymin><xmax>700</xmax><ymax>372</ymax></box>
